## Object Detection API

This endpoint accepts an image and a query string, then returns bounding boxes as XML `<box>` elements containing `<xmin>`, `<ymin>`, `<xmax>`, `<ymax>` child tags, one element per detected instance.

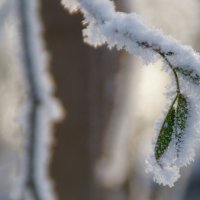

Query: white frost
<box><xmin>62</xmin><ymin>0</ymin><xmax>200</xmax><ymax>187</ymax></box>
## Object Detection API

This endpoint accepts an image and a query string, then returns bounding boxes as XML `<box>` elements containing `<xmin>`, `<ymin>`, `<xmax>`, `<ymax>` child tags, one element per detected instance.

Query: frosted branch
<box><xmin>61</xmin><ymin>0</ymin><xmax>200</xmax><ymax>187</ymax></box>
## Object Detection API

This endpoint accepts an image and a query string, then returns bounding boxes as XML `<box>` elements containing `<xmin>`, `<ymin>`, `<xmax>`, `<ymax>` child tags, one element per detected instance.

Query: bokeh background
<box><xmin>1</xmin><ymin>0</ymin><xmax>200</xmax><ymax>200</ymax></box>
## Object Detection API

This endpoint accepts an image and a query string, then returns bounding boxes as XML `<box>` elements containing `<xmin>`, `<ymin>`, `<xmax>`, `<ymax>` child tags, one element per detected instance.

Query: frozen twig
<box><xmin>61</xmin><ymin>0</ymin><xmax>200</xmax><ymax>187</ymax></box>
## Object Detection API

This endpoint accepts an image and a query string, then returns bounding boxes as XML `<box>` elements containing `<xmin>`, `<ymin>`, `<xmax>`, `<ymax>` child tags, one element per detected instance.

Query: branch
<box><xmin>61</xmin><ymin>0</ymin><xmax>200</xmax><ymax>187</ymax></box>
<box><xmin>62</xmin><ymin>0</ymin><xmax>200</xmax><ymax>82</ymax></box>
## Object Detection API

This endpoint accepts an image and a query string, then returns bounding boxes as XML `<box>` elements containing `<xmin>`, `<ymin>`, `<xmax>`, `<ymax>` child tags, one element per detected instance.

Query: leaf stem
<box><xmin>158</xmin><ymin>52</ymin><xmax>180</xmax><ymax>94</ymax></box>
<box><xmin>137</xmin><ymin>41</ymin><xmax>181</xmax><ymax>94</ymax></box>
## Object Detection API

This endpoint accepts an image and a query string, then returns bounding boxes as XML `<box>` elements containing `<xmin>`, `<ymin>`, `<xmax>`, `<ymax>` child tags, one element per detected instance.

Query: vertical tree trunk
<box><xmin>40</xmin><ymin>0</ymin><xmax>122</xmax><ymax>199</ymax></box>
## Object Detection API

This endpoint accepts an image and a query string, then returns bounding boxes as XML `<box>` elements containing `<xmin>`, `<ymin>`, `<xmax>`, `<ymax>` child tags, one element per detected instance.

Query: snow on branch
<box><xmin>61</xmin><ymin>0</ymin><xmax>200</xmax><ymax>187</ymax></box>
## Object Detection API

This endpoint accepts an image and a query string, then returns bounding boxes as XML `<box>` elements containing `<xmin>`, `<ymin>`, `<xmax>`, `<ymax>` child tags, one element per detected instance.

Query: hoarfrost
<box><xmin>62</xmin><ymin>0</ymin><xmax>200</xmax><ymax>187</ymax></box>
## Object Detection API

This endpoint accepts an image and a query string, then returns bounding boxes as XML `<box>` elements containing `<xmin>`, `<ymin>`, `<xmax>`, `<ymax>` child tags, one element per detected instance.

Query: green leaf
<box><xmin>155</xmin><ymin>104</ymin><xmax>176</xmax><ymax>160</ymax></box>
<box><xmin>174</xmin><ymin>94</ymin><xmax>188</xmax><ymax>154</ymax></box>
<box><xmin>155</xmin><ymin>93</ymin><xmax>189</xmax><ymax>161</ymax></box>
<box><xmin>175</xmin><ymin>67</ymin><xmax>200</xmax><ymax>85</ymax></box>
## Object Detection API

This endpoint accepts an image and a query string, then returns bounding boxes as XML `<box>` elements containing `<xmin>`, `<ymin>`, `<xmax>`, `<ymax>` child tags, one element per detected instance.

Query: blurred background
<box><xmin>1</xmin><ymin>0</ymin><xmax>200</xmax><ymax>199</ymax></box>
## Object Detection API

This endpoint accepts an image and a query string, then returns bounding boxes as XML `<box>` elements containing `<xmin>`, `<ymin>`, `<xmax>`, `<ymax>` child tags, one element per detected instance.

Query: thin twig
<box><xmin>18</xmin><ymin>0</ymin><xmax>41</xmax><ymax>199</ymax></box>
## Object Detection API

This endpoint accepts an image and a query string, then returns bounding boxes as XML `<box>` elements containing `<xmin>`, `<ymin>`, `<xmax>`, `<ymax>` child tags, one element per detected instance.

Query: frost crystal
<box><xmin>61</xmin><ymin>0</ymin><xmax>200</xmax><ymax>187</ymax></box>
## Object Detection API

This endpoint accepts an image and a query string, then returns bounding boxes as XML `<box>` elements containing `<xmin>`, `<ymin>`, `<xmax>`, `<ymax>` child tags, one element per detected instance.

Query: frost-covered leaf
<box><xmin>155</xmin><ymin>93</ymin><xmax>189</xmax><ymax>161</ymax></box>
<box><xmin>175</xmin><ymin>94</ymin><xmax>188</xmax><ymax>154</ymax></box>
<box><xmin>175</xmin><ymin>67</ymin><xmax>200</xmax><ymax>85</ymax></box>
<box><xmin>155</xmin><ymin>104</ymin><xmax>176</xmax><ymax>160</ymax></box>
